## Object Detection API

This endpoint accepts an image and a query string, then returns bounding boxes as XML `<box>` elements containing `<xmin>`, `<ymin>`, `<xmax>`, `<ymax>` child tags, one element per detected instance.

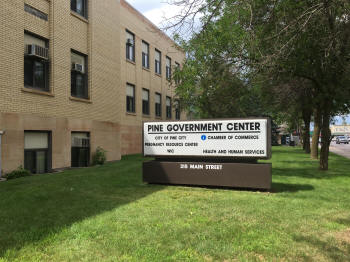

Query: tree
<box><xmin>170</xmin><ymin>0</ymin><xmax>350</xmax><ymax>170</ymax></box>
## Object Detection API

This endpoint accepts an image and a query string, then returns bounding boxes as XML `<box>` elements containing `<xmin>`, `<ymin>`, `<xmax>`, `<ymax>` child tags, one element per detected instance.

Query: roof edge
<box><xmin>120</xmin><ymin>0</ymin><xmax>184</xmax><ymax>53</ymax></box>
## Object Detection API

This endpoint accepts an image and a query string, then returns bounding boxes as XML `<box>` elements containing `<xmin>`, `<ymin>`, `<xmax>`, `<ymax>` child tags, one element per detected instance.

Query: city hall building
<box><xmin>0</xmin><ymin>0</ymin><xmax>185</xmax><ymax>174</ymax></box>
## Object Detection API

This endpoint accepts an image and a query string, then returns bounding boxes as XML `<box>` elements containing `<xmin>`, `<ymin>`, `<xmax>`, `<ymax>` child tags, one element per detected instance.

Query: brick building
<box><xmin>0</xmin><ymin>0</ymin><xmax>185</xmax><ymax>174</ymax></box>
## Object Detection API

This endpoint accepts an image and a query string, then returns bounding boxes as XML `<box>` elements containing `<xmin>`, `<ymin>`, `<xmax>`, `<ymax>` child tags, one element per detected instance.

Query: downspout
<box><xmin>0</xmin><ymin>131</ymin><xmax>4</xmax><ymax>179</ymax></box>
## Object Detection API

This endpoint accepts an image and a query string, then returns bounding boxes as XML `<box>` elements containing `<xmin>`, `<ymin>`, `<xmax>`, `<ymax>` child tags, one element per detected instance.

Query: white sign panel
<box><xmin>143</xmin><ymin>119</ymin><xmax>270</xmax><ymax>158</ymax></box>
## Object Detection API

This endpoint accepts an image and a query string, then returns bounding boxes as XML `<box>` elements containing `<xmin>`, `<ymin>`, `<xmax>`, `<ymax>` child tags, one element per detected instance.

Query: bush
<box><xmin>6</xmin><ymin>166</ymin><xmax>32</xmax><ymax>180</ymax></box>
<box><xmin>92</xmin><ymin>146</ymin><xmax>107</xmax><ymax>165</ymax></box>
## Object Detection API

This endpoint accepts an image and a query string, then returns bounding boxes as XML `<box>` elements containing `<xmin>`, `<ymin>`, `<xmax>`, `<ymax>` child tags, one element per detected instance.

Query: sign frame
<box><xmin>142</xmin><ymin>117</ymin><xmax>272</xmax><ymax>160</ymax></box>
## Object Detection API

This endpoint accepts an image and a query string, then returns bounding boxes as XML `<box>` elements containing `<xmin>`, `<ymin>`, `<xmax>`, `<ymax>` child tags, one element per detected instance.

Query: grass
<box><xmin>0</xmin><ymin>147</ymin><xmax>350</xmax><ymax>261</ymax></box>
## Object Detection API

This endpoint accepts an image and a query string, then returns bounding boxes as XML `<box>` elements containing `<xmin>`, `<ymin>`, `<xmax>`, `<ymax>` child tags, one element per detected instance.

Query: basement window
<box><xmin>24</xmin><ymin>131</ymin><xmax>51</xmax><ymax>174</ymax></box>
<box><xmin>71</xmin><ymin>132</ymin><xmax>90</xmax><ymax>167</ymax></box>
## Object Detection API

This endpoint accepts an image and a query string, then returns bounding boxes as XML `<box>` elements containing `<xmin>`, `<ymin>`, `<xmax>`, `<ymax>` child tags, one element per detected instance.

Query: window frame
<box><xmin>155</xmin><ymin>49</ymin><xmax>162</xmax><ymax>75</ymax></box>
<box><xmin>175</xmin><ymin>99</ymin><xmax>180</xmax><ymax>120</ymax></box>
<box><xmin>166</xmin><ymin>96</ymin><xmax>172</xmax><ymax>119</ymax></box>
<box><xmin>142</xmin><ymin>88</ymin><xmax>150</xmax><ymax>115</ymax></box>
<box><xmin>24</xmin><ymin>131</ymin><xmax>52</xmax><ymax>174</ymax></box>
<box><xmin>126</xmin><ymin>83</ymin><xmax>136</xmax><ymax>113</ymax></box>
<box><xmin>71</xmin><ymin>0</ymin><xmax>88</xmax><ymax>19</ymax></box>
<box><xmin>175</xmin><ymin>62</ymin><xmax>180</xmax><ymax>84</ymax></box>
<box><xmin>71</xmin><ymin>49</ymin><xmax>89</xmax><ymax>100</ymax></box>
<box><xmin>24</xmin><ymin>32</ymin><xmax>50</xmax><ymax>92</ymax></box>
<box><xmin>166</xmin><ymin>56</ymin><xmax>172</xmax><ymax>80</ymax></box>
<box><xmin>154</xmin><ymin>92</ymin><xmax>162</xmax><ymax>117</ymax></box>
<box><xmin>71</xmin><ymin>132</ymin><xmax>90</xmax><ymax>167</ymax></box>
<box><xmin>126</xmin><ymin>30</ymin><xmax>135</xmax><ymax>62</ymax></box>
<box><xmin>24</xmin><ymin>4</ymin><xmax>48</xmax><ymax>21</ymax></box>
<box><xmin>142</xmin><ymin>40</ymin><xmax>149</xmax><ymax>69</ymax></box>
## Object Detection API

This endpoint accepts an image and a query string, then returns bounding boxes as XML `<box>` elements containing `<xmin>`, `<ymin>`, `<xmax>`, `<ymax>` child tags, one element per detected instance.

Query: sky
<box><xmin>127</xmin><ymin>0</ymin><xmax>180</xmax><ymax>30</ymax></box>
<box><xmin>127</xmin><ymin>0</ymin><xmax>350</xmax><ymax>125</ymax></box>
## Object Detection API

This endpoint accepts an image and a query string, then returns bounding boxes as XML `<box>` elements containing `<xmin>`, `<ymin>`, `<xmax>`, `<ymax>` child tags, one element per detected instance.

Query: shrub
<box><xmin>92</xmin><ymin>146</ymin><xmax>107</xmax><ymax>165</ymax></box>
<box><xmin>6</xmin><ymin>166</ymin><xmax>32</xmax><ymax>180</ymax></box>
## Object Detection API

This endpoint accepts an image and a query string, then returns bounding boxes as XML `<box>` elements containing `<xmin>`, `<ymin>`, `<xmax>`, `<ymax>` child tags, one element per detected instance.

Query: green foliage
<box><xmin>92</xmin><ymin>146</ymin><xmax>107</xmax><ymax>165</ymax></box>
<box><xmin>5</xmin><ymin>166</ymin><xmax>31</xmax><ymax>180</ymax></box>
<box><xmin>173</xmin><ymin>0</ymin><xmax>350</xmax><ymax>169</ymax></box>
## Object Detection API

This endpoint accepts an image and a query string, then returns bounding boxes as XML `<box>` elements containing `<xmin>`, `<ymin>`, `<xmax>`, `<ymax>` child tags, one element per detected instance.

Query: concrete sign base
<box><xmin>143</xmin><ymin>161</ymin><xmax>272</xmax><ymax>190</ymax></box>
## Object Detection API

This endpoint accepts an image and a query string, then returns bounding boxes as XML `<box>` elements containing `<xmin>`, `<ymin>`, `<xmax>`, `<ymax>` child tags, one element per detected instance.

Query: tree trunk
<box><xmin>302</xmin><ymin>108</ymin><xmax>311</xmax><ymax>153</ymax></box>
<box><xmin>319</xmin><ymin>112</ymin><xmax>331</xmax><ymax>170</ymax></box>
<box><xmin>311</xmin><ymin>108</ymin><xmax>321</xmax><ymax>159</ymax></box>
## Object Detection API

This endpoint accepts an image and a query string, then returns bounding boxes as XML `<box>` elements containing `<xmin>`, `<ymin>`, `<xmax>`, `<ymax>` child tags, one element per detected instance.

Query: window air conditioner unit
<box><xmin>126</xmin><ymin>39</ymin><xmax>134</xmax><ymax>46</ymax></box>
<box><xmin>72</xmin><ymin>63</ymin><xmax>84</xmax><ymax>73</ymax></box>
<box><xmin>25</xmin><ymin>44</ymin><xmax>49</xmax><ymax>60</ymax></box>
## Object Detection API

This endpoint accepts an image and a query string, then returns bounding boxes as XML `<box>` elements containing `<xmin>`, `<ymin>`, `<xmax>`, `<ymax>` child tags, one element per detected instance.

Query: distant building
<box><xmin>0</xmin><ymin>0</ymin><xmax>185</xmax><ymax>174</ymax></box>
<box><xmin>330</xmin><ymin>125</ymin><xmax>350</xmax><ymax>136</ymax></box>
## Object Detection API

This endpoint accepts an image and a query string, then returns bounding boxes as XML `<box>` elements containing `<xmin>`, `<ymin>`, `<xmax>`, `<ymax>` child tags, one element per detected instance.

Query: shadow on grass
<box><xmin>271</xmin><ymin>182</ymin><xmax>314</xmax><ymax>193</ymax></box>
<box><xmin>335</xmin><ymin>218</ymin><xmax>350</xmax><ymax>227</ymax></box>
<box><xmin>272</xmin><ymin>153</ymin><xmax>350</xmax><ymax>179</ymax></box>
<box><xmin>0</xmin><ymin>155</ymin><xmax>163</xmax><ymax>257</ymax></box>
<box><xmin>294</xmin><ymin>235</ymin><xmax>350</xmax><ymax>262</ymax></box>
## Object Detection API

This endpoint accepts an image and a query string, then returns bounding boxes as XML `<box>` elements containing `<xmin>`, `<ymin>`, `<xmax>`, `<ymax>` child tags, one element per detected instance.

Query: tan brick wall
<box><xmin>0</xmin><ymin>112</ymin><xmax>120</xmax><ymax>173</ymax></box>
<box><xmin>0</xmin><ymin>0</ymin><xmax>121</xmax><ymax>123</ymax></box>
<box><xmin>0</xmin><ymin>0</ymin><xmax>185</xmax><ymax>172</ymax></box>
<box><xmin>119</xmin><ymin>0</ymin><xmax>186</xmax><ymax>155</ymax></box>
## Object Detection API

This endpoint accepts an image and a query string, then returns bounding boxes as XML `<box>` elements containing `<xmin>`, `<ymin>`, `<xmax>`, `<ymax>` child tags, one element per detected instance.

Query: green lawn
<box><xmin>0</xmin><ymin>147</ymin><xmax>350</xmax><ymax>261</ymax></box>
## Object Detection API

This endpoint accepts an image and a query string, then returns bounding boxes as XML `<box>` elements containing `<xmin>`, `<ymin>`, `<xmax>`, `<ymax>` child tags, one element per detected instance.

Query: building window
<box><xmin>166</xmin><ymin>56</ymin><xmax>171</xmax><ymax>80</ymax></box>
<box><xmin>71</xmin><ymin>0</ymin><xmax>87</xmax><ymax>18</ymax></box>
<box><xmin>142</xmin><ymin>89</ymin><xmax>150</xmax><ymax>115</ymax></box>
<box><xmin>155</xmin><ymin>93</ymin><xmax>161</xmax><ymax>117</ymax></box>
<box><xmin>24</xmin><ymin>4</ymin><xmax>48</xmax><ymax>21</ymax></box>
<box><xmin>126</xmin><ymin>30</ymin><xmax>135</xmax><ymax>62</ymax></box>
<box><xmin>175</xmin><ymin>62</ymin><xmax>180</xmax><ymax>84</ymax></box>
<box><xmin>24</xmin><ymin>131</ymin><xmax>50</xmax><ymax>174</ymax></box>
<box><xmin>71</xmin><ymin>132</ymin><xmax>90</xmax><ymax>167</ymax></box>
<box><xmin>126</xmin><ymin>83</ymin><xmax>135</xmax><ymax>113</ymax></box>
<box><xmin>166</xmin><ymin>96</ymin><xmax>172</xmax><ymax>119</ymax></box>
<box><xmin>71</xmin><ymin>50</ymin><xmax>88</xmax><ymax>99</ymax></box>
<box><xmin>175</xmin><ymin>100</ymin><xmax>180</xmax><ymax>120</ymax></box>
<box><xmin>155</xmin><ymin>49</ymin><xmax>161</xmax><ymax>74</ymax></box>
<box><xmin>142</xmin><ymin>41</ymin><xmax>149</xmax><ymax>69</ymax></box>
<box><xmin>24</xmin><ymin>33</ymin><xmax>49</xmax><ymax>92</ymax></box>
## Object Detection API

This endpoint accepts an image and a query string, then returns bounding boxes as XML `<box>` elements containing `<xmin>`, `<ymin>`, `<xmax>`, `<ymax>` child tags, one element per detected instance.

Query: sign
<box><xmin>143</xmin><ymin>161</ymin><xmax>272</xmax><ymax>190</ymax></box>
<box><xmin>143</xmin><ymin>118</ymin><xmax>271</xmax><ymax>159</ymax></box>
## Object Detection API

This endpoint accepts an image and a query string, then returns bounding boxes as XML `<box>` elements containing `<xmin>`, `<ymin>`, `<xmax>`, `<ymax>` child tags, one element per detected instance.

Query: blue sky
<box><xmin>127</xmin><ymin>0</ymin><xmax>176</xmax><ymax>28</ymax></box>
<box><xmin>127</xmin><ymin>0</ymin><xmax>163</xmax><ymax>13</ymax></box>
<box><xmin>334</xmin><ymin>115</ymin><xmax>350</xmax><ymax>125</ymax></box>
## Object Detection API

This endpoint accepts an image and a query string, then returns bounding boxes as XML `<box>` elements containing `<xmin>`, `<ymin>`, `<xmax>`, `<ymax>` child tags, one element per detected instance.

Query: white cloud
<box><xmin>125</xmin><ymin>0</ymin><xmax>183</xmax><ymax>31</ymax></box>
<box><xmin>126</xmin><ymin>0</ymin><xmax>201</xmax><ymax>39</ymax></box>
<box><xmin>126</xmin><ymin>0</ymin><xmax>163</xmax><ymax>13</ymax></box>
